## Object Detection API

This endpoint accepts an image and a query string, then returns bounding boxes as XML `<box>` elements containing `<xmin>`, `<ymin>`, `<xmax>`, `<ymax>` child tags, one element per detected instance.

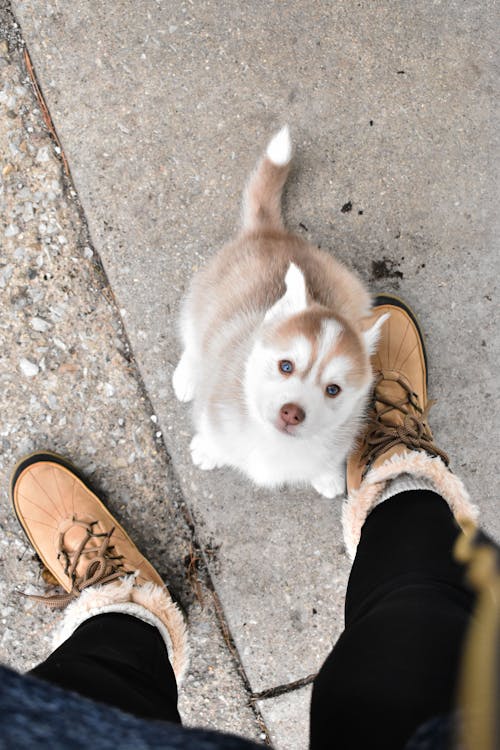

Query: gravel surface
<box><xmin>0</xmin><ymin>10</ymin><xmax>263</xmax><ymax>742</ymax></box>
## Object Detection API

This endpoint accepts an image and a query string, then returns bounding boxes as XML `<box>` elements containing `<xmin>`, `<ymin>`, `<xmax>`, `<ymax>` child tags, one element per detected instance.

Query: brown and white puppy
<box><xmin>173</xmin><ymin>127</ymin><xmax>387</xmax><ymax>497</ymax></box>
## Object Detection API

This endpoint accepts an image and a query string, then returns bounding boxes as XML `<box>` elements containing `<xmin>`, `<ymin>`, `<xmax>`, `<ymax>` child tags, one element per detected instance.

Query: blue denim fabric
<box><xmin>0</xmin><ymin>666</ymin><xmax>263</xmax><ymax>750</ymax></box>
<box><xmin>404</xmin><ymin>715</ymin><xmax>456</xmax><ymax>750</ymax></box>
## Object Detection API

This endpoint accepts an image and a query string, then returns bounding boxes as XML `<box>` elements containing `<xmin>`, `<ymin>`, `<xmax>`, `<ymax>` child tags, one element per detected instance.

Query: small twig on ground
<box><xmin>184</xmin><ymin>542</ymin><xmax>204</xmax><ymax>606</ymax></box>
<box><xmin>211</xmin><ymin>588</ymin><xmax>237</xmax><ymax>657</ymax></box>
<box><xmin>23</xmin><ymin>47</ymin><xmax>70</xmax><ymax>177</ymax></box>
<box><xmin>250</xmin><ymin>672</ymin><xmax>318</xmax><ymax>703</ymax></box>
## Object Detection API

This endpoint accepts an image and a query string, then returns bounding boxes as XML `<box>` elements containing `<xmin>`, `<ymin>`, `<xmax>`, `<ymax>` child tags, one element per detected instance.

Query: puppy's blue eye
<box><xmin>326</xmin><ymin>384</ymin><xmax>341</xmax><ymax>397</ymax></box>
<box><xmin>279</xmin><ymin>359</ymin><xmax>294</xmax><ymax>375</ymax></box>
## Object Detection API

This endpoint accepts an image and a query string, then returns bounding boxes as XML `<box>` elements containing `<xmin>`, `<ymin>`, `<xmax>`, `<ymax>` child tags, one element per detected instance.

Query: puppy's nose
<box><xmin>280</xmin><ymin>403</ymin><xmax>306</xmax><ymax>425</ymax></box>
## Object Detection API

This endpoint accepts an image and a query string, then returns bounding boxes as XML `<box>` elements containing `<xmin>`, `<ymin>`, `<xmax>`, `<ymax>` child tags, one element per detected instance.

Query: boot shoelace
<box><xmin>361</xmin><ymin>372</ymin><xmax>450</xmax><ymax>472</ymax></box>
<box><xmin>27</xmin><ymin>520</ymin><xmax>127</xmax><ymax>609</ymax></box>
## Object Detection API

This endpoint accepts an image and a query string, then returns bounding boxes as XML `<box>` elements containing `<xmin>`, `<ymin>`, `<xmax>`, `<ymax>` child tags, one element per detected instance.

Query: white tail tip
<box><xmin>266</xmin><ymin>125</ymin><xmax>292</xmax><ymax>166</ymax></box>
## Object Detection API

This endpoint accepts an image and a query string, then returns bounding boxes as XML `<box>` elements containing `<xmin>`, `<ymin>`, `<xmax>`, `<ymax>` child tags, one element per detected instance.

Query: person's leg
<box><xmin>310</xmin><ymin>296</ymin><xmax>479</xmax><ymax>750</ymax></box>
<box><xmin>311</xmin><ymin>489</ymin><xmax>475</xmax><ymax>750</ymax></box>
<box><xmin>10</xmin><ymin>452</ymin><xmax>188</xmax><ymax>723</ymax></box>
<box><xmin>30</xmin><ymin>613</ymin><xmax>180</xmax><ymax>723</ymax></box>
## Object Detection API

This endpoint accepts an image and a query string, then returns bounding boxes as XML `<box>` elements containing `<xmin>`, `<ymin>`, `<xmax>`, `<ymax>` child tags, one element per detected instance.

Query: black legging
<box><xmin>30</xmin><ymin>490</ymin><xmax>475</xmax><ymax>749</ymax></box>
<box><xmin>311</xmin><ymin>489</ymin><xmax>475</xmax><ymax>749</ymax></box>
<box><xmin>31</xmin><ymin>612</ymin><xmax>181</xmax><ymax>723</ymax></box>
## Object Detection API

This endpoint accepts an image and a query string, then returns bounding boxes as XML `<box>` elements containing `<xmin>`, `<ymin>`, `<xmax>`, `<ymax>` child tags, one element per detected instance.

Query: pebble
<box><xmin>31</xmin><ymin>316</ymin><xmax>50</xmax><ymax>332</ymax></box>
<box><xmin>0</xmin><ymin>265</ymin><xmax>13</xmax><ymax>287</ymax></box>
<box><xmin>47</xmin><ymin>394</ymin><xmax>58</xmax><ymax>409</ymax></box>
<box><xmin>35</xmin><ymin>146</ymin><xmax>51</xmax><ymax>163</ymax></box>
<box><xmin>22</xmin><ymin>203</ymin><xmax>34</xmax><ymax>222</ymax></box>
<box><xmin>19</xmin><ymin>358</ymin><xmax>39</xmax><ymax>377</ymax></box>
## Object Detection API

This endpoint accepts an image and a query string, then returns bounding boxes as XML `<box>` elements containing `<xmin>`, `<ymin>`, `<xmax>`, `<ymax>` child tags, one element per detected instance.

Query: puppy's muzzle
<box><xmin>280</xmin><ymin>403</ymin><xmax>306</xmax><ymax>426</ymax></box>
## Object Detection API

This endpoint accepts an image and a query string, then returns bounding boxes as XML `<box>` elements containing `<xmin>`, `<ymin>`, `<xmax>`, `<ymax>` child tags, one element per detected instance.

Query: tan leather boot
<box><xmin>343</xmin><ymin>296</ymin><xmax>478</xmax><ymax>559</ymax></box>
<box><xmin>11</xmin><ymin>451</ymin><xmax>188</xmax><ymax>682</ymax></box>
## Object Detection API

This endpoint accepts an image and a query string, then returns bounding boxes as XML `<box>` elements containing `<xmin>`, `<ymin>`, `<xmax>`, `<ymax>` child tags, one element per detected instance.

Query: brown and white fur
<box><xmin>173</xmin><ymin>127</ymin><xmax>387</xmax><ymax>498</ymax></box>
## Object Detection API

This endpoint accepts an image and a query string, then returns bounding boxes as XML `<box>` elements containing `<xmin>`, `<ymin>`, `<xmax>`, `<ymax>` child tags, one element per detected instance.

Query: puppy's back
<box><xmin>185</xmin><ymin>128</ymin><xmax>372</xmax><ymax>351</ymax></box>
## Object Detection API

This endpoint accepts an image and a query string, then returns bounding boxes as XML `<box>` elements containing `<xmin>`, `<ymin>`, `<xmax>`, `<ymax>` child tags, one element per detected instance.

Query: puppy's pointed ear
<box><xmin>265</xmin><ymin>263</ymin><xmax>308</xmax><ymax>324</ymax></box>
<box><xmin>362</xmin><ymin>312</ymin><xmax>390</xmax><ymax>355</ymax></box>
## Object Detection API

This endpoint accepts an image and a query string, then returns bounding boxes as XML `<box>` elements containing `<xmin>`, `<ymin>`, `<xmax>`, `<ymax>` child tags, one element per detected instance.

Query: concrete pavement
<box><xmin>3</xmin><ymin>1</ymin><xmax>500</xmax><ymax>747</ymax></box>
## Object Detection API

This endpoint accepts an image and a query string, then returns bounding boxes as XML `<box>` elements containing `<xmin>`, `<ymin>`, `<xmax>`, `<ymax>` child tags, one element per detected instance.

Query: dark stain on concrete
<box><xmin>371</xmin><ymin>256</ymin><xmax>404</xmax><ymax>281</ymax></box>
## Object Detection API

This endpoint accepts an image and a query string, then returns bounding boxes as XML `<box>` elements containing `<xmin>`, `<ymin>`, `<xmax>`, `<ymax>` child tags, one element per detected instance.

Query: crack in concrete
<box><xmin>251</xmin><ymin>672</ymin><xmax>317</xmax><ymax>703</ymax></box>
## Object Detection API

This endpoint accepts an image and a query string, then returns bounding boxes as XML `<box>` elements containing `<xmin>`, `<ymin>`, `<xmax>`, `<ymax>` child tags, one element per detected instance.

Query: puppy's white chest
<box><xmin>224</xmin><ymin>424</ymin><xmax>330</xmax><ymax>486</ymax></box>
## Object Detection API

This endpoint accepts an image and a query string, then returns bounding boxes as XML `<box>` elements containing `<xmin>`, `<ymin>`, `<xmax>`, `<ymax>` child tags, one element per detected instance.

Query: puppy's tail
<box><xmin>242</xmin><ymin>126</ymin><xmax>292</xmax><ymax>232</ymax></box>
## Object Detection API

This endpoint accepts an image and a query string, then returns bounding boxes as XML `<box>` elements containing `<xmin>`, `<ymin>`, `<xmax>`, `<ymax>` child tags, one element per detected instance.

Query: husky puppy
<box><xmin>173</xmin><ymin>127</ymin><xmax>387</xmax><ymax>498</ymax></box>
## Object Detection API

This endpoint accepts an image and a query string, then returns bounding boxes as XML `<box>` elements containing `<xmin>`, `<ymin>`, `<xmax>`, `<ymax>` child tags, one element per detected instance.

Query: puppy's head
<box><xmin>244</xmin><ymin>264</ymin><xmax>387</xmax><ymax>438</ymax></box>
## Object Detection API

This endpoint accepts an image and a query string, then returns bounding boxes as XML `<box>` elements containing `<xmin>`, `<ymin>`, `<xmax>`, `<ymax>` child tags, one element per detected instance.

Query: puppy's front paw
<box><xmin>190</xmin><ymin>433</ymin><xmax>219</xmax><ymax>471</ymax></box>
<box><xmin>172</xmin><ymin>353</ymin><xmax>196</xmax><ymax>402</ymax></box>
<box><xmin>312</xmin><ymin>472</ymin><xmax>346</xmax><ymax>499</ymax></box>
